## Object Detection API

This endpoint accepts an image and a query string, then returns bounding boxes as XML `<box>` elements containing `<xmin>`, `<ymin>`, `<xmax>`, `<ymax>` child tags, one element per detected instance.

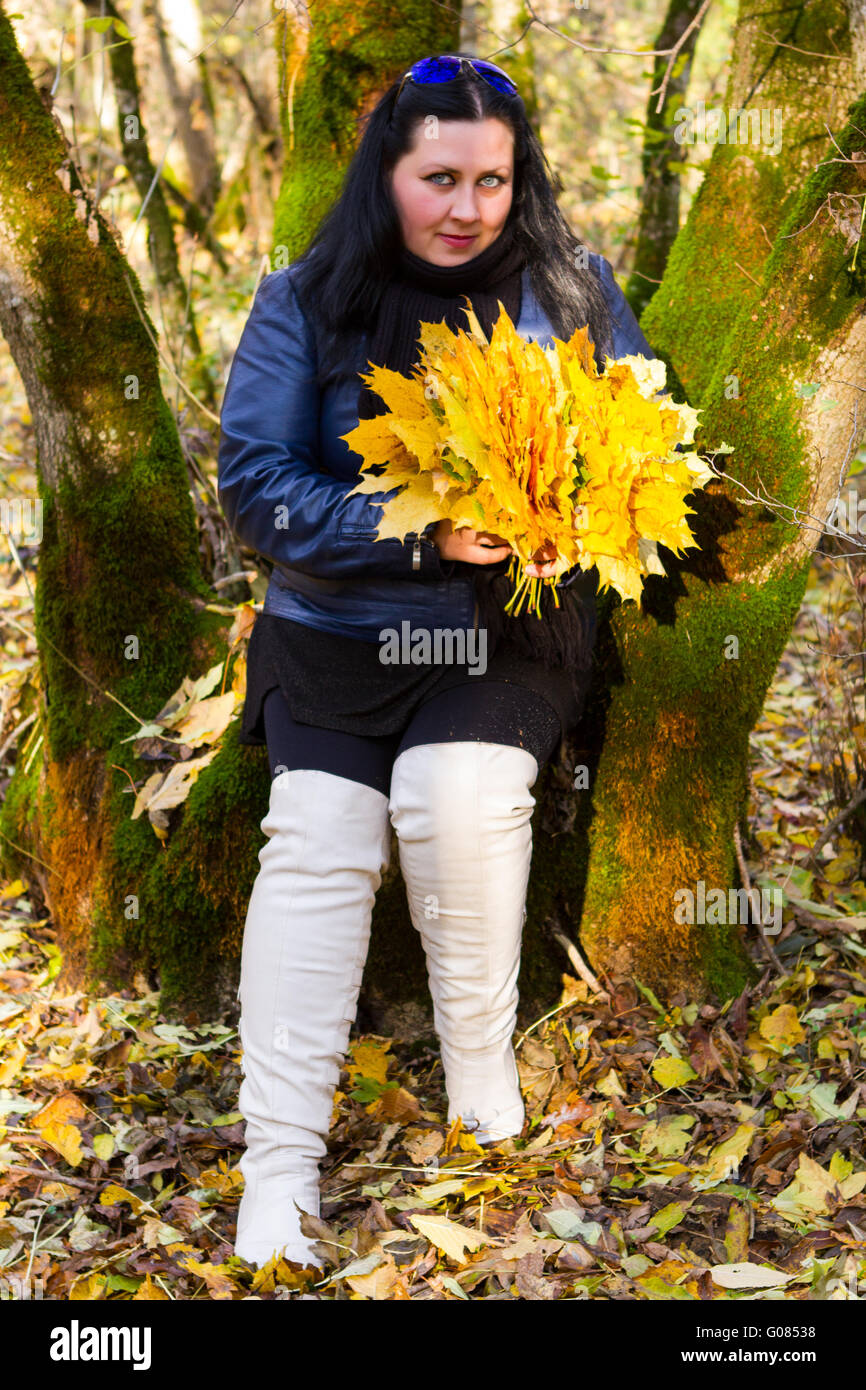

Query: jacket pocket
<box><xmin>337</xmin><ymin>521</ymin><xmax>381</xmax><ymax>540</ymax></box>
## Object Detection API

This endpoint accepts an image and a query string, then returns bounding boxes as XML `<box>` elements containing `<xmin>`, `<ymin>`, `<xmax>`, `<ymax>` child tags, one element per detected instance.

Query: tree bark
<box><xmin>0</xmin><ymin>2</ymin><xmax>241</xmax><ymax>1012</ymax></box>
<box><xmin>579</xmin><ymin>0</ymin><xmax>866</xmax><ymax>999</ymax></box>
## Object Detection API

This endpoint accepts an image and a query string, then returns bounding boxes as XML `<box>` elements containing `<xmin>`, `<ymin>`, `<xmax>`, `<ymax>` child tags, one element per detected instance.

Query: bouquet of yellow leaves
<box><xmin>342</xmin><ymin>302</ymin><xmax>721</xmax><ymax>614</ymax></box>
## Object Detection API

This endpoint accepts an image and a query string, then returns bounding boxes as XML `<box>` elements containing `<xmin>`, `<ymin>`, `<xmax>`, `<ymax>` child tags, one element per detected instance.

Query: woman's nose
<box><xmin>449</xmin><ymin>183</ymin><xmax>480</xmax><ymax>223</ymax></box>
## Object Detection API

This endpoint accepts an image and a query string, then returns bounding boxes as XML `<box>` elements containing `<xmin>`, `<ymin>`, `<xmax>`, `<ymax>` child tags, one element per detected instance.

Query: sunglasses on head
<box><xmin>394</xmin><ymin>54</ymin><xmax>519</xmax><ymax>102</ymax></box>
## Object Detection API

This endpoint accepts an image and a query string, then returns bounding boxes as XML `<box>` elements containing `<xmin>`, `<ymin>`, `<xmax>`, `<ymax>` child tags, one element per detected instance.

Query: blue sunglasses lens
<box><xmin>410</xmin><ymin>56</ymin><xmax>462</xmax><ymax>84</ymax></box>
<box><xmin>471</xmin><ymin>60</ymin><xmax>517</xmax><ymax>93</ymax></box>
<box><xmin>406</xmin><ymin>55</ymin><xmax>518</xmax><ymax>94</ymax></box>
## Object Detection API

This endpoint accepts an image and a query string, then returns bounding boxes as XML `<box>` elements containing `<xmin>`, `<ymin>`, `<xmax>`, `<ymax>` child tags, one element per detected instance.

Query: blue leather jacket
<box><xmin>217</xmin><ymin>253</ymin><xmax>655</xmax><ymax>641</ymax></box>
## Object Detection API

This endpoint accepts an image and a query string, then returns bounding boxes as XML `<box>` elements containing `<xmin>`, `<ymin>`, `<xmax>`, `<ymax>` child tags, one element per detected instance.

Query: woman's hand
<box><xmin>525</xmin><ymin>542</ymin><xmax>558</xmax><ymax>579</ymax></box>
<box><xmin>431</xmin><ymin>522</ymin><xmax>560</xmax><ymax>577</ymax></box>
<box><xmin>430</xmin><ymin>521</ymin><xmax>513</xmax><ymax>564</ymax></box>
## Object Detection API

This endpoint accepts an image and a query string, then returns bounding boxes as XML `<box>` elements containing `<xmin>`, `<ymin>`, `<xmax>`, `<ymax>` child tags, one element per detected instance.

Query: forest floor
<box><xmin>0</xmin><ymin>552</ymin><xmax>865</xmax><ymax>1301</ymax></box>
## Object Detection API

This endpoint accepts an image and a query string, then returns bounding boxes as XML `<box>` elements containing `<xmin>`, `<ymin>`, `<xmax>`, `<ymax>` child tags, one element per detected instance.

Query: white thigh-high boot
<box><xmin>388</xmin><ymin>741</ymin><xmax>538</xmax><ymax>1145</ymax></box>
<box><xmin>235</xmin><ymin>768</ymin><xmax>391</xmax><ymax>1269</ymax></box>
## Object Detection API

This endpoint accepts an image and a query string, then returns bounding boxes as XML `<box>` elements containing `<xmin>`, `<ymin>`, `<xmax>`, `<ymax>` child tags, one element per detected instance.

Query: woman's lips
<box><xmin>438</xmin><ymin>233</ymin><xmax>477</xmax><ymax>245</ymax></box>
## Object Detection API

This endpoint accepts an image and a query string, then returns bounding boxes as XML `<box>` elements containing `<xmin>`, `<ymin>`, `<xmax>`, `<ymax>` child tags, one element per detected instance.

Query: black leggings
<box><xmin>262</xmin><ymin>681</ymin><xmax>562</xmax><ymax>796</ymax></box>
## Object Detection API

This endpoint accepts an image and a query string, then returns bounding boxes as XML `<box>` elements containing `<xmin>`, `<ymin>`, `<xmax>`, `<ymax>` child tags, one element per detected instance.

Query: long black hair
<box><xmin>291</xmin><ymin>53</ymin><xmax>613</xmax><ymax>384</ymax></box>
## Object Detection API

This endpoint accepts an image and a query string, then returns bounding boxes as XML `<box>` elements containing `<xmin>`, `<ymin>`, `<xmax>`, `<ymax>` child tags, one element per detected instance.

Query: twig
<box><xmin>120</xmin><ymin>269</ymin><xmax>220</xmax><ymax>426</ymax></box>
<box><xmin>124</xmin><ymin>124</ymin><xmax>178</xmax><ymax>256</ymax></box>
<box><xmin>3</xmin><ymin>1163</ymin><xmax>100</xmax><ymax>1191</ymax></box>
<box><xmin>804</xmin><ymin>786</ymin><xmax>866</xmax><ymax>867</ymax></box>
<box><xmin>733</xmin><ymin>823</ymin><xmax>786</xmax><ymax>975</ymax></box>
<box><xmin>753</xmin><ymin>27</ymin><xmax>850</xmax><ymax>60</ymax></box>
<box><xmin>211</xmin><ymin>570</ymin><xmax>258</xmax><ymax>590</ymax></box>
<box><xmin>733</xmin><ymin>260</ymin><xmax>762</xmax><ymax>288</ymax></box>
<box><xmin>650</xmin><ymin>0</ymin><xmax>714</xmax><ymax>114</ymax></box>
<box><xmin>515</xmin><ymin>996</ymin><xmax>580</xmax><ymax>1044</ymax></box>
<box><xmin>552</xmin><ymin>930</ymin><xmax>610</xmax><ymax>1000</ymax></box>
<box><xmin>0</xmin><ymin>712</ymin><xmax>36</xmax><ymax>767</ymax></box>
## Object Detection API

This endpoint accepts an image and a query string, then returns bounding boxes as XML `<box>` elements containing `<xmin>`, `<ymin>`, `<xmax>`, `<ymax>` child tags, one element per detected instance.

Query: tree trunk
<box><xmin>146</xmin><ymin>0</ymin><xmax>221</xmax><ymax>217</ymax></box>
<box><xmin>639</xmin><ymin>0</ymin><xmax>864</xmax><ymax>403</ymax></box>
<box><xmin>624</xmin><ymin>0</ymin><xmax>706</xmax><ymax>320</ymax></box>
<box><xmin>78</xmin><ymin>0</ymin><xmax>216</xmax><ymax>405</ymax></box>
<box><xmin>0</xmin><ymin>1</ymin><xmax>244</xmax><ymax>1015</ymax></box>
<box><xmin>579</xmin><ymin>0</ymin><xmax>866</xmax><ymax>999</ymax></box>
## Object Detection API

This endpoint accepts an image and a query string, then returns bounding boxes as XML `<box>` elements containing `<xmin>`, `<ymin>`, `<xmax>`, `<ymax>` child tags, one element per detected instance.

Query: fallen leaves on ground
<box><xmin>0</xmin><ymin>887</ymin><xmax>863</xmax><ymax>1300</ymax></box>
<box><xmin>0</xmin><ymin>551</ymin><xmax>865</xmax><ymax>1300</ymax></box>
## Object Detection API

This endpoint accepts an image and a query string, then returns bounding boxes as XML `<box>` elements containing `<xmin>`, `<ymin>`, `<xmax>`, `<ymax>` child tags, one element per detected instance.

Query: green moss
<box><xmin>578</xmin><ymin>547</ymin><xmax>812</xmax><ymax>1001</ymax></box>
<box><xmin>0</xmin><ymin>735</ymin><xmax>43</xmax><ymax>876</ymax></box>
<box><xmin>638</xmin><ymin>0</ymin><xmax>856</xmax><ymax>405</ymax></box>
<box><xmin>32</xmin><ymin>408</ymin><xmax>218</xmax><ymax>764</ymax></box>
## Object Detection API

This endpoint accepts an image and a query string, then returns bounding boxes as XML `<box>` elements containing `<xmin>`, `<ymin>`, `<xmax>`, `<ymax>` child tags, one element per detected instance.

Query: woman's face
<box><xmin>388</xmin><ymin>117</ymin><xmax>514</xmax><ymax>264</ymax></box>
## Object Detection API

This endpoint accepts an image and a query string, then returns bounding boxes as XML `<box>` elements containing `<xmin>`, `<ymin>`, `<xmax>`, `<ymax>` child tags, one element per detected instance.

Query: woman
<box><xmin>217</xmin><ymin>52</ymin><xmax>654</xmax><ymax>1271</ymax></box>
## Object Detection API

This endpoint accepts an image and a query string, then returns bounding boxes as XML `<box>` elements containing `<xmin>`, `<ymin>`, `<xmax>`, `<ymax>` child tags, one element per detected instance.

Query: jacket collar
<box><xmin>515</xmin><ymin>266</ymin><xmax>555</xmax><ymax>344</ymax></box>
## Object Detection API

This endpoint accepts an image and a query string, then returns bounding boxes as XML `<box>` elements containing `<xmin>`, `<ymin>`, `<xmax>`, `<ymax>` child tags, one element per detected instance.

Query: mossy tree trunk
<box><xmin>579</xmin><ymin>0</ymin><xmax>866</xmax><ymax>1000</ymax></box>
<box><xmin>0</xmin><ymin>3</ymin><xmax>249</xmax><ymax>1014</ymax></box>
<box><xmin>641</xmin><ymin>0</ymin><xmax>863</xmax><ymax>403</ymax></box>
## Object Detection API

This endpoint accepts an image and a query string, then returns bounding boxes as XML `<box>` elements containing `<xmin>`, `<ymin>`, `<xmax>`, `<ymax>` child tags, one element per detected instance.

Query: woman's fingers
<box><xmin>449</xmin><ymin>527</ymin><xmax>514</xmax><ymax>563</ymax></box>
<box><xmin>475</xmin><ymin>544</ymin><xmax>513</xmax><ymax>563</ymax></box>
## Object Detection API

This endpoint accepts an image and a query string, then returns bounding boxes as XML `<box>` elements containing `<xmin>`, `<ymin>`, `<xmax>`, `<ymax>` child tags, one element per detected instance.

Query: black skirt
<box><xmin>238</xmin><ymin>603</ymin><xmax>593</xmax><ymax>748</ymax></box>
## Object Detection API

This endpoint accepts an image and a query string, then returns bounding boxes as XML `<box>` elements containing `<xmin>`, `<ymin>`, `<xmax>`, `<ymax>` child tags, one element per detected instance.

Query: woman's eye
<box><xmin>425</xmin><ymin>173</ymin><xmax>506</xmax><ymax>187</ymax></box>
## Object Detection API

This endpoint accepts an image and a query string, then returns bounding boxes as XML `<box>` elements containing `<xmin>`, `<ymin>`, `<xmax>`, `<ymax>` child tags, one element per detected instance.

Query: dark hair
<box><xmin>292</xmin><ymin>53</ymin><xmax>612</xmax><ymax>384</ymax></box>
